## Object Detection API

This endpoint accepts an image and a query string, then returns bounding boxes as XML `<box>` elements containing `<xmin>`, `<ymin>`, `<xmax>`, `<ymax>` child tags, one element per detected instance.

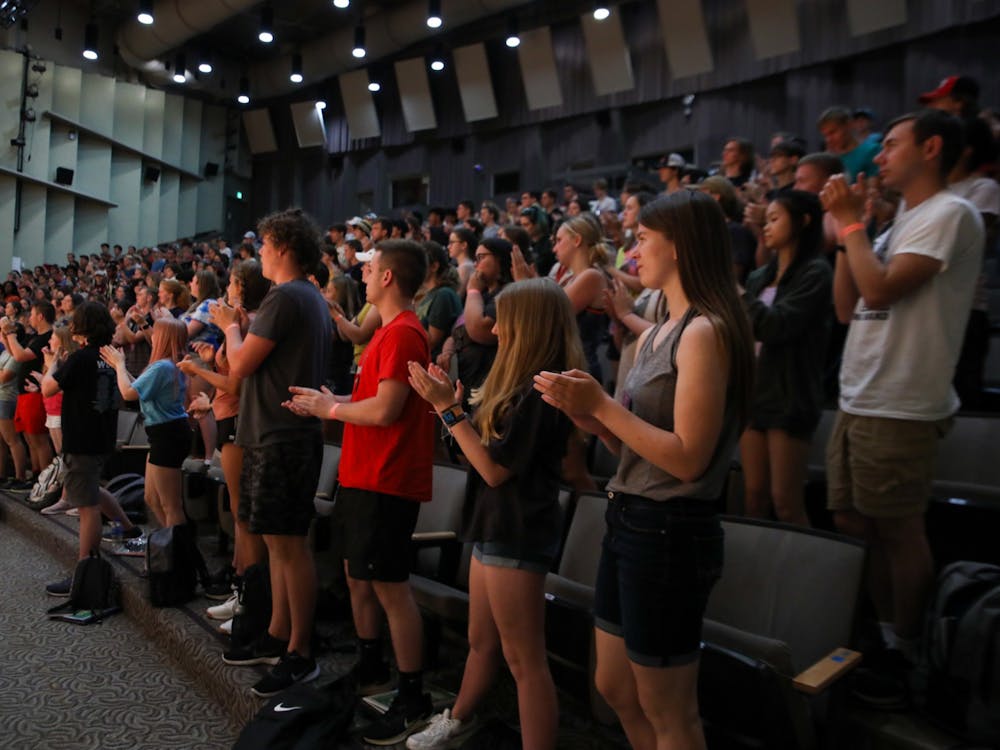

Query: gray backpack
<box><xmin>921</xmin><ymin>561</ymin><xmax>1000</xmax><ymax>744</ymax></box>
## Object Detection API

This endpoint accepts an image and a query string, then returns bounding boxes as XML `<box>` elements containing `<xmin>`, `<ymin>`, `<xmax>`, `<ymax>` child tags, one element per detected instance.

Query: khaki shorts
<box><xmin>826</xmin><ymin>411</ymin><xmax>952</xmax><ymax>519</ymax></box>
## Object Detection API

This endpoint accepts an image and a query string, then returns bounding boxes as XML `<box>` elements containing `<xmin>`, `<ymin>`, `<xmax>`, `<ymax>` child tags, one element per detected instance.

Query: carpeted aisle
<box><xmin>0</xmin><ymin>523</ymin><xmax>239</xmax><ymax>750</ymax></box>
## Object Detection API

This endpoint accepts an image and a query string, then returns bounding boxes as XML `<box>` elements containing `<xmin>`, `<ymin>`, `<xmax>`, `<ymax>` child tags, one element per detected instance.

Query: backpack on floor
<box><xmin>232</xmin><ymin>674</ymin><xmax>356</xmax><ymax>750</ymax></box>
<box><xmin>231</xmin><ymin>561</ymin><xmax>272</xmax><ymax>649</ymax></box>
<box><xmin>26</xmin><ymin>455</ymin><xmax>65</xmax><ymax>510</ymax></box>
<box><xmin>146</xmin><ymin>522</ymin><xmax>210</xmax><ymax>607</ymax></box>
<box><xmin>106</xmin><ymin>473</ymin><xmax>147</xmax><ymax>524</ymax></box>
<box><xmin>920</xmin><ymin>561</ymin><xmax>1000</xmax><ymax>744</ymax></box>
<box><xmin>47</xmin><ymin>550</ymin><xmax>122</xmax><ymax>622</ymax></box>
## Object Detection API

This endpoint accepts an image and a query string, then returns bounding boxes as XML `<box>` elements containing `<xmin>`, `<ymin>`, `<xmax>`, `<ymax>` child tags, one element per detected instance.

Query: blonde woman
<box><xmin>405</xmin><ymin>279</ymin><xmax>585</xmax><ymax>750</ymax></box>
<box><xmin>553</xmin><ymin>213</ymin><xmax>612</xmax><ymax>382</ymax></box>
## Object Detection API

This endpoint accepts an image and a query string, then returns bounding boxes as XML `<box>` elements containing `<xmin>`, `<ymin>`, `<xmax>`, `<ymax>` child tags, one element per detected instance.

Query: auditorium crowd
<box><xmin>5</xmin><ymin>74</ymin><xmax>999</xmax><ymax>749</ymax></box>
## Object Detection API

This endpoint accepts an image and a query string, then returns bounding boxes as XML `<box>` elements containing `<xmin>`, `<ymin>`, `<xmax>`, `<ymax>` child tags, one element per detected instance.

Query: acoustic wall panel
<box><xmin>196</xmin><ymin>105</ymin><xmax>226</xmax><ymax>235</ymax></box>
<box><xmin>108</xmin><ymin>152</ymin><xmax>142</xmax><ymax>247</ymax></box>
<box><xmin>79</xmin><ymin>72</ymin><xmax>114</xmax><ymax>134</ymax></box>
<box><xmin>74</xmin><ymin>202</ymin><xmax>106</xmax><ymax>255</ymax></box>
<box><xmin>290</xmin><ymin>100</ymin><xmax>328</xmax><ymax>147</ymax></box>
<box><xmin>394</xmin><ymin>58</ymin><xmax>437</xmax><ymax>132</ymax></box>
<box><xmin>0</xmin><ymin>50</ymin><xmax>22</xmax><ymax>171</ymax></box>
<box><xmin>181</xmin><ymin>97</ymin><xmax>203</xmax><ymax>174</ymax></box>
<box><xmin>656</xmin><ymin>0</ymin><xmax>714</xmax><ymax>78</ymax></box>
<box><xmin>157</xmin><ymin>172</ymin><xmax>180</xmax><ymax>242</ymax></box>
<box><xmin>580</xmin><ymin>11</ymin><xmax>634</xmax><ymax>96</ymax></box>
<box><xmin>162</xmin><ymin>94</ymin><xmax>184</xmax><ymax>167</ymax></box>
<box><xmin>52</xmin><ymin>65</ymin><xmax>82</xmax><ymax>121</ymax></box>
<box><xmin>138</xmin><ymin>174</ymin><xmax>161</xmax><ymax>248</ymax></box>
<box><xmin>517</xmin><ymin>27</ymin><xmax>563</xmax><ymax>111</ymax></box>
<box><xmin>242</xmin><ymin>109</ymin><xmax>279</xmax><ymax>154</ymax></box>
<box><xmin>453</xmin><ymin>44</ymin><xmax>498</xmax><ymax>122</ymax></box>
<box><xmin>178</xmin><ymin>181</ymin><xmax>198</xmax><ymax>238</ymax></box>
<box><xmin>338</xmin><ymin>71</ymin><xmax>382</xmax><ymax>140</ymax></box>
<box><xmin>45</xmin><ymin>193</ymin><xmax>75</xmax><ymax>258</ymax></box>
<box><xmin>143</xmin><ymin>89</ymin><xmax>165</xmax><ymax>158</ymax></box>
<box><xmin>12</xmin><ymin>183</ymin><xmax>46</xmax><ymax>267</ymax></box>
<box><xmin>847</xmin><ymin>0</ymin><xmax>906</xmax><ymax>36</ymax></box>
<box><xmin>112</xmin><ymin>81</ymin><xmax>146</xmax><ymax>152</ymax></box>
<box><xmin>745</xmin><ymin>0</ymin><xmax>801</xmax><ymax>59</ymax></box>
<box><xmin>77</xmin><ymin>134</ymin><xmax>111</xmax><ymax>203</ymax></box>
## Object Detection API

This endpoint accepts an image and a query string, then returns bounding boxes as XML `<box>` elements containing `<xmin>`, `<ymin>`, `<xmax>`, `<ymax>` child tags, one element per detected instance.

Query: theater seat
<box><xmin>411</xmin><ymin>463</ymin><xmax>468</xmax><ymax>582</ymax></box>
<box><xmin>312</xmin><ymin>443</ymin><xmax>341</xmax><ymax>517</ymax></box>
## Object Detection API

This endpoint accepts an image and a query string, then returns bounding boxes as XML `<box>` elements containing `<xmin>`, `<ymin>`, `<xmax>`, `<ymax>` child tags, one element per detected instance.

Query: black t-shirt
<box><xmin>16</xmin><ymin>332</ymin><xmax>49</xmax><ymax>394</ymax></box>
<box><xmin>454</xmin><ymin>289</ymin><xmax>499</xmax><ymax>409</ymax></box>
<box><xmin>53</xmin><ymin>345</ymin><xmax>119</xmax><ymax>455</ymax></box>
<box><xmin>461</xmin><ymin>388</ymin><xmax>572</xmax><ymax>554</ymax></box>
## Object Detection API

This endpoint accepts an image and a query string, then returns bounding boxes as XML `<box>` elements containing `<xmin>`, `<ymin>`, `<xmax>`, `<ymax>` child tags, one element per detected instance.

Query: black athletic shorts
<box><xmin>146</xmin><ymin>418</ymin><xmax>193</xmax><ymax>468</ymax></box>
<box><xmin>334</xmin><ymin>486</ymin><xmax>422</xmax><ymax>583</ymax></box>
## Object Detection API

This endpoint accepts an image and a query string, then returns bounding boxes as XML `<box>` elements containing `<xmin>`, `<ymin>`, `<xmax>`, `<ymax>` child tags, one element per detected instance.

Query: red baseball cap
<box><xmin>918</xmin><ymin>75</ymin><xmax>979</xmax><ymax>104</ymax></box>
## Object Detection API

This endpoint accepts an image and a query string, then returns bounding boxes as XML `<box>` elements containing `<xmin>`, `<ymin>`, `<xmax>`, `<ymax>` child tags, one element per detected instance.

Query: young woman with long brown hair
<box><xmin>535</xmin><ymin>191</ymin><xmax>754</xmax><ymax>750</ymax></box>
<box><xmin>406</xmin><ymin>278</ymin><xmax>585</xmax><ymax>750</ymax></box>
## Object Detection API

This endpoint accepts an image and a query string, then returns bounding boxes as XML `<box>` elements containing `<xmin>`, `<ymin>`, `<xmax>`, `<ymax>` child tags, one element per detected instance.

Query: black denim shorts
<box><xmin>593</xmin><ymin>492</ymin><xmax>724</xmax><ymax>667</ymax></box>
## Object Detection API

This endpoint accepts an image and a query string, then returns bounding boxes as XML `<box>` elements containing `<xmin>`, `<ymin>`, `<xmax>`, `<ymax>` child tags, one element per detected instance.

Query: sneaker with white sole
<box><xmin>218</xmin><ymin>618</ymin><xmax>232</xmax><ymax>635</ymax></box>
<box><xmin>251</xmin><ymin>651</ymin><xmax>320</xmax><ymax>697</ymax></box>
<box><xmin>40</xmin><ymin>498</ymin><xmax>74</xmax><ymax>515</ymax></box>
<box><xmin>110</xmin><ymin>537</ymin><xmax>147</xmax><ymax>557</ymax></box>
<box><xmin>406</xmin><ymin>709</ymin><xmax>479</xmax><ymax>750</ymax></box>
<box><xmin>66</xmin><ymin>507</ymin><xmax>80</xmax><ymax>517</ymax></box>
<box><xmin>206</xmin><ymin>592</ymin><xmax>239</xmax><ymax>621</ymax></box>
<box><xmin>363</xmin><ymin>692</ymin><xmax>434</xmax><ymax>746</ymax></box>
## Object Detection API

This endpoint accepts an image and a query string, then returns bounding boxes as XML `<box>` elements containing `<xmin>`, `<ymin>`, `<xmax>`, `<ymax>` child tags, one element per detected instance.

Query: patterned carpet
<box><xmin>0</xmin><ymin>520</ymin><xmax>239</xmax><ymax>750</ymax></box>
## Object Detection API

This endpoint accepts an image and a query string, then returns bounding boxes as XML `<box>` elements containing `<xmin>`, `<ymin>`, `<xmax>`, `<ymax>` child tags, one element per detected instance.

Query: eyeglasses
<box><xmin>474</xmin><ymin>253</ymin><xmax>492</xmax><ymax>263</ymax></box>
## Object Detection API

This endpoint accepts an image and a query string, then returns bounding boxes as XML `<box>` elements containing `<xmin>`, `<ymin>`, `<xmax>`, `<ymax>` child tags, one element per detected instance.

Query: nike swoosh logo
<box><xmin>274</xmin><ymin>704</ymin><xmax>303</xmax><ymax>713</ymax></box>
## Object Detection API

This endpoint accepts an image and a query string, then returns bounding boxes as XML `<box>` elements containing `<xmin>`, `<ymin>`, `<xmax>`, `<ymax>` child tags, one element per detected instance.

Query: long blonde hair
<box><xmin>471</xmin><ymin>279</ymin><xmax>585</xmax><ymax>444</ymax></box>
<box><xmin>148</xmin><ymin>317</ymin><xmax>188</xmax><ymax>365</ymax></box>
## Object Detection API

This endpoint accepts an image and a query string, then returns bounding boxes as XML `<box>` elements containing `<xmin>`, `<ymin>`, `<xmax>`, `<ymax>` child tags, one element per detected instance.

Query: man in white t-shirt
<box><xmin>820</xmin><ymin>109</ymin><xmax>984</xmax><ymax>706</ymax></box>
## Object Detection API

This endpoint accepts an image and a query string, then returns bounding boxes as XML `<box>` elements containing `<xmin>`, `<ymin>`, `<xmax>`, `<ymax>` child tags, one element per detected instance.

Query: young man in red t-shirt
<box><xmin>288</xmin><ymin>239</ymin><xmax>435</xmax><ymax>745</ymax></box>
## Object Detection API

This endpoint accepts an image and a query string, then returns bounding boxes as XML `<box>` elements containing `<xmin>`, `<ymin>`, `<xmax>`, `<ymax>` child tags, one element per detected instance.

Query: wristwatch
<box><xmin>439</xmin><ymin>404</ymin><xmax>466</xmax><ymax>429</ymax></box>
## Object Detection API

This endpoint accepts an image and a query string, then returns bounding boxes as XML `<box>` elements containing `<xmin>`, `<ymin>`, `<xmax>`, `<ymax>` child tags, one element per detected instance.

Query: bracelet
<box><xmin>838</xmin><ymin>222</ymin><xmax>865</xmax><ymax>241</ymax></box>
<box><xmin>328</xmin><ymin>402</ymin><xmax>340</xmax><ymax>420</ymax></box>
<box><xmin>439</xmin><ymin>403</ymin><xmax>466</xmax><ymax>429</ymax></box>
<box><xmin>466</xmin><ymin>288</ymin><xmax>482</xmax><ymax>296</ymax></box>
<box><xmin>226</xmin><ymin>322</ymin><xmax>241</xmax><ymax>334</ymax></box>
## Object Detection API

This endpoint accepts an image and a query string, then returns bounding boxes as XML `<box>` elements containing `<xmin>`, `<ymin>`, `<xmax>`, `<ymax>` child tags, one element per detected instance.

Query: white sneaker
<box><xmin>405</xmin><ymin>709</ymin><xmax>476</xmax><ymax>750</ymax></box>
<box><xmin>207</xmin><ymin>592</ymin><xmax>238</xmax><ymax>621</ymax></box>
<box><xmin>66</xmin><ymin>507</ymin><xmax>80</xmax><ymax>517</ymax></box>
<box><xmin>218</xmin><ymin>618</ymin><xmax>232</xmax><ymax>635</ymax></box>
<box><xmin>40</xmin><ymin>498</ymin><xmax>73</xmax><ymax>515</ymax></box>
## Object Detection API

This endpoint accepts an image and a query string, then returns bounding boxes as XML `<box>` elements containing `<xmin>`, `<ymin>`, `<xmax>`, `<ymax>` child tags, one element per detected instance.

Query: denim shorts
<box><xmin>593</xmin><ymin>492</ymin><xmax>724</xmax><ymax>668</ymax></box>
<box><xmin>0</xmin><ymin>399</ymin><xmax>16</xmax><ymax>420</ymax></box>
<box><xmin>473</xmin><ymin>539</ymin><xmax>558</xmax><ymax>574</ymax></box>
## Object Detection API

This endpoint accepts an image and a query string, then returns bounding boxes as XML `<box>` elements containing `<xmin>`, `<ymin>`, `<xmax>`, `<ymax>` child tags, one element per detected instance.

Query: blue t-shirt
<box><xmin>131</xmin><ymin>359</ymin><xmax>187</xmax><ymax>425</ymax></box>
<box><xmin>840</xmin><ymin>139</ymin><xmax>881</xmax><ymax>183</ymax></box>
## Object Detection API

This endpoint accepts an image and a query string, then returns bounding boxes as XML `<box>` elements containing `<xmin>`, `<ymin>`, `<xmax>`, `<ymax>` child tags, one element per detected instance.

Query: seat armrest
<box><xmin>792</xmin><ymin>648</ymin><xmax>862</xmax><ymax>695</ymax></box>
<box><xmin>411</xmin><ymin>531</ymin><xmax>458</xmax><ymax>545</ymax></box>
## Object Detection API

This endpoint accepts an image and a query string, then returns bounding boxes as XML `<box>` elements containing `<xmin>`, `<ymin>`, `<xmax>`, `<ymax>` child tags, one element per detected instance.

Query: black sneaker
<box><xmin>356</xmin><ymin>661</ymin><xmax>394</xmax><ymax>696</ymax></box>
<box><xmin>7</xmin><ymin>478</ymin><xmax>34</xmax><ymax>492</ymax></box>
<box><xmin>251</xmin><ymin>651</ymin><xmax>320</xmax><ymax>698</ymax></box>
<box><xmin>45</xmin><ymin>576</ymin><xmax>72</xmax><ymax>597</ymax></box>
<box><xmin>852</xmin><ymin>649</ymin><xmax>911</xmax><ymax>711</ymax></box>
<box><xmin>102</xmin><ymin>525</ymin><xmax>143</xmax><ymax>543</ymax></box>
<box><xmin>222</xmin><ymin>633</ymin><xmax>289</xmax><ymax>666</ymax></box>
<box><xmin>203</xmin><ymin>565</ymin><xmax>235</xmax><ymax>600</ymax></box>
<box><xmin>362</xmin><ymin>692</ymin><xmax>434</xmax><ymax>746</ymax></box>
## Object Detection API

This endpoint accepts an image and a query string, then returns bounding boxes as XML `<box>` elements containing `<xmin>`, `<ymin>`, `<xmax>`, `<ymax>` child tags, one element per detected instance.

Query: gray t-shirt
<box><xmin>236</xmin><ymin>279</ymin><xmax>332</xmax><ymax>447</ymax></box>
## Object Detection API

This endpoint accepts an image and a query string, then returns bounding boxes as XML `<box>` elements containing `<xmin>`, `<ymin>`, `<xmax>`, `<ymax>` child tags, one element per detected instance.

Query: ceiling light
<box><xmin>368</xmin><ymin>81</ymin><xmax>381</xmax><ymax>92</ymax></box>
<box><xmin>258</xmin><ymin>4</ymin><xmax>274</xmax><ymax>44</ymax></box>
<box><xmin>172</xmin><ymin>54</ymin><xmax>186</xmax><ymax>84</ymax></box>
<box><xmin>197</xmin><ymin>53</ymin><xmax>213</xmax><ymax>75</ymax></box>
<box><xmin>505</xmin><ymin>18</ymin><xmax>520</xmax><ymax>48</ymax></box>
<box><xmin>137</xmin><ymin>0</ymin><xmax>154</xmax><ymax>25</ymax></box>
<box><xmin>315</xmin><ymin>100</ymin><xmax>327</xmax><ymax>110</ymax></box>
<box><xmin>430</xmin><ymin>43</ymin><xmax>445</xmax><ymax>72</ymax></box>
<box><xmin>426</xmin><ymin>0</ymin><xmax>442</xmax><ymax>29</ymax></box>
<box><xmin>593</xmin><ymin>3</ymin><xmax>611</xmax><ymax>21</ymax></box>
<box><xmin>290</xmin><ymin>52</ymin><xmax>303</xmax><ymax>84</ymax></box>
<box><xmin>82</xmin><ymin>22</ymin><xmax>98</xmax><ymax>60</ymax></box>
<box><xmin>237</xmin><ymin>76</ymin><xmax>250</xmax><ymax>105</ymax></box>
<box><xmin>332</xmin><ymin>0</ymin><xmax>349</xmax><ymax>7</ymax></box>
<box><xmin>352</xmin><ymin>25</ymin><xmax>366</xmax><ymax>58</ymax></box>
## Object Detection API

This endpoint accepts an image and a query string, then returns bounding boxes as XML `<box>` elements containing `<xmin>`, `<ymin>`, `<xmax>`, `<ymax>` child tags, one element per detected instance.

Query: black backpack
<box><xmin>232</xmin><ymin>674</ymin><xmax>356</xmax><ymax>750</ymax></box>
<box><xmin>48</xmin><ymin>551</ymin><xmax>121</xmax><ymax>620</ymax></box>
<box><xmin>231</xmin><ymin>561</ymin><xmax>272</xmax><ymax>648</ymax></box>
<box><xmin>106</xmin><ymin>472</ymin><xmax>147</xmax><ymax>525</ymax></box>
<box><xmin>147</xmin><ymin>522</ymin><xmax>210</xmax><ymax>607</ymax></box>
<box><xmin>920</xmin><ymin>561</ymin><xmax>1000</xmax><ymax>744</ymax></box>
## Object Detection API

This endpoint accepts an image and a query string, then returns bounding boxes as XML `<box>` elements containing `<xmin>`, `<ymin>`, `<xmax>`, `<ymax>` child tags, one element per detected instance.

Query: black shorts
<box><xmin>239</xmin><ymin>434</ymin><xmax>322</xmax><ymax>536</ymax></box>
<box><xmin>217</xmin><ymin>415</ymin><xmax>238</xmax><ymax>450</ymax></box>
<box><xmin>334</xmin><ymin>486</ymin><xmax>422</xmax><ymax>583</ymax></box>
<box><xmin>146</xmin><ymin>418</ymin><xmax>192</xmax><ymax>468</ymax></box>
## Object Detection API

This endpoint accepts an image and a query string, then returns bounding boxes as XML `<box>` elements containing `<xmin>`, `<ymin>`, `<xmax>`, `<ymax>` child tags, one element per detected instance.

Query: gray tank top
<box><xmin>606</xmin><ymin>308</ymin><xmax>738</xmax><ymax>502</ymax></box>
